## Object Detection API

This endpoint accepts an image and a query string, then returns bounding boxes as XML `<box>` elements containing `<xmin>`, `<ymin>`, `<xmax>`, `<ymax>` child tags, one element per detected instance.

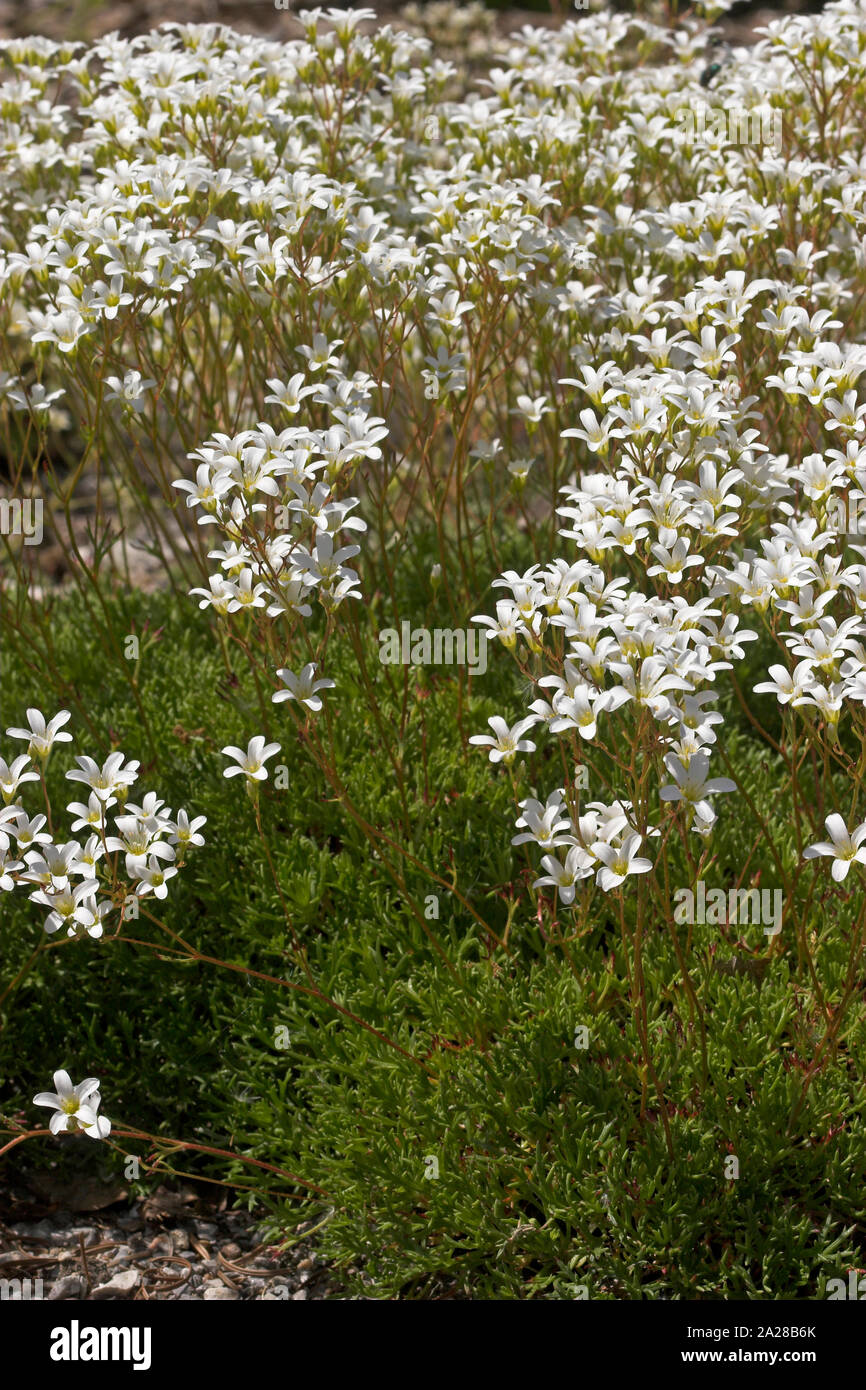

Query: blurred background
<box><xmin>0</xmin><ymin>0</ymin><xmax>828</xmax><ymax>44</ymax></box>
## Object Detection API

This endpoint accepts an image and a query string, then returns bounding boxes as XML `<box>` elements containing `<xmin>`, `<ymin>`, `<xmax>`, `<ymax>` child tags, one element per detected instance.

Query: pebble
<box><xmin>46</xmin><ymin>1274</ymin><xmax>86</xmax><ymax>1301</ymax></box>
<box><xmin>91</xmin><ymin>1269</ymin><xmax>141</xmax><ymax>1299</ymax></box>
<box><xmin>203</xmin><ymin>1286</ymin><xmax>239</xmax><ymax>1300</ymax></box>
<box><xmin>65</xmin><ymin>1226</ymin><xmax>102</xmax><ymax>1246</ymax></box>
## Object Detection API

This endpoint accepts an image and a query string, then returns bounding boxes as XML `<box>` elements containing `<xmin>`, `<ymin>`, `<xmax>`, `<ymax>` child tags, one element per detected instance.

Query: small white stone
<box><xmin>47</xmin><ymin>1274</ymin><xmax>86</xmax><ymax>1301</ymax></box>
<box><xmin>91</xmin><ymin>1268</ymin><xmax>141</xmax><ymax>1299</ymax></box>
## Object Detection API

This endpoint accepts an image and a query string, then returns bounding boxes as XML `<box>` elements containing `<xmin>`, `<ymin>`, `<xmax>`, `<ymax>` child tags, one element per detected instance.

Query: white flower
<box><xmin>607</xmin><ymin>659</ymin><xmax>693</xmax><ymax>716</ymax></box>
<box><xmin>660</xmin><ymin>752</ymin><xmax>737</xmax><ymax>823</ymax></box>
<box><xmin>169</xmin><ymin>810</ymin><xmax>207</xmax><ymax>850</ymax></box>
<box><xmin>6</xmin><ymin>381</ymin><xmax>65</xmax><ymax>413</ymax></box>
<box><xmin>803</xmin><ymin>814</ymin><xmax>866</xmax><ymax>882</ymax></box>
<box><xmin>548</xmin><ymin>685</ymin><xmax>614</xmax><ymax>740</ymax></box>
<box><xmin>67</xmin><ymin>792</ymin><xmax>115</xmax><ymax>832</ymax></box>
<box><xmin>511</xmin><ymin>394</ymin><xmax>551</xmax><ymax>425</ymax></box>
<box><xmin>264</xmin><ymin>374</ymin><xmax>319</xmax><ymax>414</ymax></box>
<box><xmin>753</xmin><ymin>662</ymin><xmax>816</xmax><ymax>705</ymax></box>
<box><xmin>105</xmin><ymin>815</ymin><xmax>176</xmax><ymax>874</ymax></box>
<box><xmin>561</xmin><ymin>407</ymin><xmax>625</xmax><ymax>454</ymax></box>
<box><xmin>33</xmin><ymin>1070</ymin><xmax>110</xmax><ymax>1139</ymax></box>
<box><xmin>225</xmin><ymin>569</ymin><xmax>270</xmax><ymax>613</ymax></box>
<box><xmin>67</xmin><ymin>893</ymin><xmax>111</xmax><ymax>939</ymax></box>
<box><xmin>66</xmin><ymin>752</ymin><xmax>140</xmax><ymax>801</ymax></box>
<box><xmin>272</xmin><ymin>663</ymin><xmax>335</xmax><ymax>712</ymax></box>
<box><xmin>513</xmin><ymin>793</ymin><xmax>573</xmax><ymax>851</ymax></box>
<box><xmin>533</xmin><ymin>846</ymin><xmax>595</xmax><ymax>904</ymax></box>
<box><xmin>130</xmin><ymin>858</ymin><xmax>179</xmax><ymax>899</ymax></box>
<box><xmin>0</xmin><ymin>755</ymin><xmax>40</xmax><ymax>803</ymax></box>
<box><xmin>0</xmin><ymin>832</ymin><xmax>23</xmax><ymax>891</ymax></box>
<box><xmin>297</xmin><ymin>333</ymin><xmax>344</xmax><ymax>372</ymax></box>
<box><xmin>6</xmin><ymin>811</ymin><xmax>52</xmax><ymax>851</ymax></box>
<box><xmin>221</xmin><ymin>736</ymin><xmax>282</xmax><ymax>781</ymax></box>
<box><xmin>592</xmin><ymin>834</ymin><xmax>653</xmax><ymax>893</ymax></box>
<box><xmin>173</xmin><ymin>463</ymin><xmax>233</xmax><ymax>512</ymax></box>
<box><xmin>104</xmin><ymin>369</ymin><xmax>156</xmax><ymax>413</ymax></box>
<box><xmin>31</xmin><ymin>308</ymin><xmax>91</xmax><ymax>354</ymax></box>
<box><xmin>28</xmin><ymin>879</ymin><xmax>101</xmax><ymax>935</ymax></box>
<box><xmin>647</xmin><ymin>536</ymin><xmax>703</xmax><ymax>584</ymax></box>
<box><xmin>23</xmin><ymin>840</ymin><xmax>84</xmax><ymax>887</ymax></box>
<box><xmin>6</xmin><ymin>708</ymin><xmax>72</xmax><ymax>760</ymax></box>
<box><xmin>469</xmin><ymin>715</ymin><xmax>537</xmax><ymax>766</ymax></box>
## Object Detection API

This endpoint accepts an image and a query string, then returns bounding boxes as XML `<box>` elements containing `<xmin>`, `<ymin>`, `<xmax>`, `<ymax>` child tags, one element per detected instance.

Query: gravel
<box><xmin>0</xmin><ymin>1186</ymin><xmax>341</xmax><ymax>1301</ymax></box>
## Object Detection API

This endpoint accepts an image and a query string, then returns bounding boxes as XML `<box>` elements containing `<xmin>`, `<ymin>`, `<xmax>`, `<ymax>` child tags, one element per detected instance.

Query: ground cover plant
<box><xmin>2</xmin><ymin>0</ymin><xmax>866</xmax><ymax>1301</ymax></box>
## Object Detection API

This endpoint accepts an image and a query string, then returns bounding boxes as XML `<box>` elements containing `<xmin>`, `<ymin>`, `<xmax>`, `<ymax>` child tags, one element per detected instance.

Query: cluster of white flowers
<box><xmin>0</xmin><ymin>708</ymin><xmax>205</xmax><ymax>937</ymax></box>
<box><xmin>472</xmin><ymin>549</ymin><xmax>743</xmax><ymax>893</ymax></box>
<box><xmin>173</xmin><ymin>373</ymin><xmax>381</xmax><ymax>713</ymax></box>
<box><xmin>514</xmin><ymin>792</ymin><xmax>654</xmax><ymax>899</ymax></box>
<box><xmin>475</xmin><ymin>308</ymin><xmax>866</xmax><ymax>897</ymax></box>
<box><xmin>457</xmin><ymin>0</ymin><xmax>866</xmax><ymax>904</ymax></box>
<box><xmin>3</xmin><ymin>1</ymin><xmax>866</xmax><ymax>1000</ymax></box>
